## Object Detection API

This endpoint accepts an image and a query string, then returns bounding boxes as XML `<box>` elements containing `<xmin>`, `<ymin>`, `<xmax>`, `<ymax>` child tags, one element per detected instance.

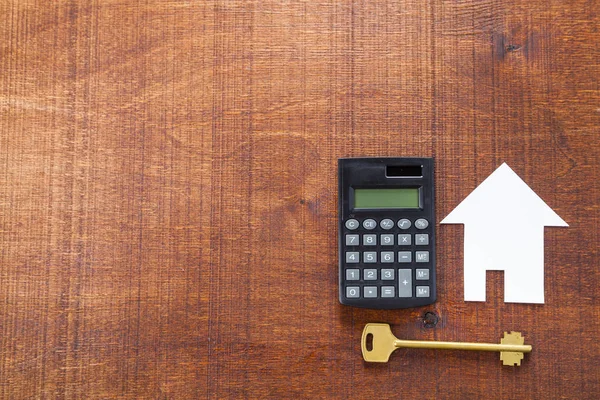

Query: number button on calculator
<box><xmin>346</xmin><ymin>235</ymin><xmax>359</xmax><ymax>246</ymax></box>
<box><xmin>381</xmin><ymin>234</ymin><xmax>394</xmax><ymax>245</ymax></box>
<box><xmin>363</xmin><ymin>235</ymin><xmax>377</xmax><ymax>246</ymax></box>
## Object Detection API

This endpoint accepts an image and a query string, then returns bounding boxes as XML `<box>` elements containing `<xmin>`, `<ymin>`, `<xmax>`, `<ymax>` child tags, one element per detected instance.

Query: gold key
<box><xmin>361</xmin><ymin>323</ymin><xmax>532</xmax><ymax>366</ymax></box>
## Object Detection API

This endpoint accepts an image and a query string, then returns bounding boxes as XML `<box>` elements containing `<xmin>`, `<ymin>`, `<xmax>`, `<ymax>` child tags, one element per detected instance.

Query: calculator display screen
<box><xmin>354</xmin><ymin>188</ymin><xmax>420</xmax><ymax>209</ymax></box>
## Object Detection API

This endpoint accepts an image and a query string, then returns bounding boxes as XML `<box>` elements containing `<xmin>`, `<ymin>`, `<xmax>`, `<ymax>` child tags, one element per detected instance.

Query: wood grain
<box><xmin>1</xmin><ymin>0</ymin><xmax>599</xmax><ymax>398</ymax></box>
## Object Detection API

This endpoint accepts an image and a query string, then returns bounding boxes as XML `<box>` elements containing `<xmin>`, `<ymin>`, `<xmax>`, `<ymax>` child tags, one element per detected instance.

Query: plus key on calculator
<box><xmin>338</xmin><ymin>157</ymin><xmax>437</xmax><ymax>309</ymax></box>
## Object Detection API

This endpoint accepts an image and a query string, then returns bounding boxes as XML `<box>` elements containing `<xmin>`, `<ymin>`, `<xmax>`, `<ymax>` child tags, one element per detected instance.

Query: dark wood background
<box><xmin>1</xmin><ymin>0</ymin><xmax>599</xmax><ymax>398</ymax></box>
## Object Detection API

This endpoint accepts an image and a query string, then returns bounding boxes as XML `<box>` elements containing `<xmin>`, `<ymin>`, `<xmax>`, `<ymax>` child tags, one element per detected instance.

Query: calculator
<box><xmin>338</xmin><ymin>157</ymin><xmax>436</xmax><ymax>309</ymax></box>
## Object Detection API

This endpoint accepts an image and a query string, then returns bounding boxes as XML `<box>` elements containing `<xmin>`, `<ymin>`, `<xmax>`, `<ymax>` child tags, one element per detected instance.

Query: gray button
<box><xmin>363</xmin><ymin>219</ymin><xmax>377</xmax><ymax>230</ymax></box>
<box><xmin>381</xmin><ymin>286</ymin><xmax>395</xmax><ymax>298</ymax></box>
<box><xmin>364</xmin><ymin>269</ymin><xmax>377</xmax><ymax>280</ymax></box>
<box><xmin>398</xmin><ymin>251</ymin><xmax>412</xmax><ymax>263</ymax></box>
<box><xmin>364</xmin><ymin>287</ymin><xmax>377</xmax><ymax>298</ymax></box>
<box><xmin>346</xmin><ymin>252</ymin><xmax>359</xmax><ymax>263</ymax></box>
<box><xmin>416</xmin><ymin>268</ymin><xmax>429</xmax><ymax>280</ymax></box>
<box><xmin>346</xmin><ymin>269</ymin><xmax>360</xmax><ymax>280</ymax></box>
<box><xmin>398</xmin><ymin>234</ymin><xmax>411</xmax><ymax>246</ymax></box>
<box><xmin>380</xmin><ymin>251</ymin><xmax>394</xmax><ymax>263</ymax></box>
<box><xmin>398</xmin><ymin>269</ymin><xmax>412</xmax><ymax>297</ymax></box>
<box><xmin>345</xmin><ymin>234</ymin><xmax>359</xmax><ymax>246</ymax></box>
<box><xmin>380</xmin><ymin>219</ymin><xmax>394</xmax><ymax>230</ymax></box>
<box><xmin>415</xmin><ymin>218</ymin><xmax>429</xmax><ymax>229</ymax></box>
<box><xmin>416</xmin><ymin>286</ymin><xmax>430</xmax><ymax>297</ymax></box>
<box><xmin>397</xmin><ymin>218</ymin><xmax>411</xmax><ymax>229</ymax></box>
<box><xmin>346</xmin><ymin>286</ymin><xmax>360</xmax><ymax>298</ymax></box>
<box><xmin>381</xmin><ymin>269</ymin><xmax>395</xmax><ymax>280</ymax></box>
<box><xmin>363</xmin><ymin>252</ymin><xmax>377</xmax><ymax>263</ymax></box>
<box><xmin>381</xmin><ymin>234</ymin><xmax>394</xmax><ymax>246</ymax></box>
<box><xmin>415</xmin><ymin>234</ymin><xmax>429</xmax><ymax>245</ymax></box>
<box><xmin>345</xmin><ymin>219</ymin><xmax>359</xmax><ymax>230</ymax></box>
<box><xmin>363</xmin><ymin>234</ymin><xmax>377</xmax><ymax>246</ymax></box>
<box><xmin>416</xmin><ymin>251</ymin><xmax>429</xmax><ymax>263</ymax></box>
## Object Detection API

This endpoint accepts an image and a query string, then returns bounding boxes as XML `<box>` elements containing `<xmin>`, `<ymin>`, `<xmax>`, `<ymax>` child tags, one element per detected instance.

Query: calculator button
<box><xmin>364</xmin><ymin>287</ymin><xmax>377</xmax><ymax>298</ymax></box>
<box><xmin>364</xmin><ymin>269</ymin><xmax>377</xmax><ymax>280</ymax></box>
<box><xmin>397</xmin><ymin>219</ymin><xmax>411</xmax><ymax>229</ymax></box>
<box><xmin>345</xmin><ymin>234</ymin><xmax>359</xmax><ymax>246</ymax></box>
<box><xmin>416</xmin><ymin>268</ymin><xmax>429</xmax><ymax>280</ymax></box>
<box><xmin>381</xmin><ymin>269</ymin><xmax>395</xmax><ymax>280</ymax></box>
<box><xmin>346</xmin><ymin>269</ymin><xmax>360</xmax><ymax>280</ymax></box>
<box><xmin>398</xmin><ymin>251</ymin><xmax>412</xmax><ymax>263</ymax></box>
<box><xmin>398</xmin><ymin>234</ymin><xmax>411</xmax><ymax>246</ymax></box>
<box><xmin>346</xmin><ymin>252</ymin><xmax>359</xmax><ymax>263</ymax></box>
<box><xmin>416</xmin><ymin>251</ymin><xmax>429</xmax><ymax>263</ymax></box>
<box><xmin>346</xmin><ymin>286</ymin><xmax>360</xmax><ymax>298</ymax></box>
<box><xmin>381</xmin><ymin>286</ymin><xmax>395</xmax><ymax>298</ymax></box>
<box><xmin>380</xmin><ymin>252</ymin><xmax>394</xmax><ymax>263</ymax></box>
<box><xmin>363</xmin><ymin>234</ymin><xmax>377</xmax><ymax>246</ymax></box>
<box><xmin>380</xmin><ymin>219</ymin><xmax>394</xmax><ymax>230</ymax></box>
<box><xmin>416</xmin><ymin>286</ymin><xmax>430</xmax><ymax>297</ymax></box>
<box><xmin>363</xmin><ymin>252</ymin><xmax>377</xmax><ymax>263</ymax></box>
<box><xmin>415</xmin><ymin>234</ymin><xmax>429</xmax><ymax>245</ymax></box>
<box><xmin>381</xmin><ymin>234</ymin><xmax>394</xmax><ymax>246</ymax></box>
<box><xmin>415</xmin><ymin>218</ymin><xmax>429</xmax><ymax>229</ymax></box>
<box><xmin>363</xmin><ymin>219</ymin><xmax>377</xmax><ymax>230</ymax></box>
<box><xmin>398</xmin><ymin>269</ymin><xmax>412</xmax><ymax>297</ymax></box>
<box><xmin>345</xmin><ymin>219</ymin><xmax>359</xmax><ymax>230</ymax></box>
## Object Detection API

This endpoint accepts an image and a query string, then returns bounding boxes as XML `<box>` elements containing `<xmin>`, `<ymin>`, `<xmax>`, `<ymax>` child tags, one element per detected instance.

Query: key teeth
<box><xmin>501</xmin><ymin>331</ymin><xmax>525</xmax><ymax>345</ymax></box>
<box><xmin>501</xmin><ymin>352</ymin><xmax>524</xmax><ymax>366</ymax></box>
<box><xmin>501</xmin><ymin>332</ymin><xmax>526</xmax><ymax>366</ymax></box>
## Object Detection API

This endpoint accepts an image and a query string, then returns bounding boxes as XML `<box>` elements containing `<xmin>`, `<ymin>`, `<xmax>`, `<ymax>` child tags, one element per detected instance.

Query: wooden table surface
<box><xmin>1</xmin><ymin>1</ymin><xmax>599</xmax><ymax>398</ymax></box>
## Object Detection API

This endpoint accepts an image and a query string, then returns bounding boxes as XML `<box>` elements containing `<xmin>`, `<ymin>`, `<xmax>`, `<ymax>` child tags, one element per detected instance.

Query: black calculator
<box><xmin>338</xmin><ymin>157</ymin><xmax>436</xmax><ymax>309</ymax></box>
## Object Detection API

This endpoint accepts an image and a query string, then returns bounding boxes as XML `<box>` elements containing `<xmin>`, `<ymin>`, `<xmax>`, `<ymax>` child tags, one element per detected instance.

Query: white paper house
<box><xmin>441</xmin><ymin>163</ymin><xmax>568</xmax><ymax>304</ymax></box>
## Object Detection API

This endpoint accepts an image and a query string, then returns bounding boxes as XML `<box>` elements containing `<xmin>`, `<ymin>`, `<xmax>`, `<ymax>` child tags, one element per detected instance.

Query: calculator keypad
<box><xmin>343</xmin><ymin>217</ymin><xmax>432</xmax><ymax>300</ymax></box>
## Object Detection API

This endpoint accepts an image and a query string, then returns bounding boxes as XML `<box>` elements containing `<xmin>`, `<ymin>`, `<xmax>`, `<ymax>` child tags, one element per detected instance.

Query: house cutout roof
<box><xmin>441</xmin><ymin>163</ymin><xmax>568</xmax><ymax>227</ymax></box>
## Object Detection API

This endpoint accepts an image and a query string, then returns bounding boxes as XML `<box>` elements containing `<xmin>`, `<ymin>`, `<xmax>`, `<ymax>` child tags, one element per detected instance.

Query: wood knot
<box><xmin>423</xmin><ymin>311</ymin><xmax>439</xmax><ymax>328</ymax></box>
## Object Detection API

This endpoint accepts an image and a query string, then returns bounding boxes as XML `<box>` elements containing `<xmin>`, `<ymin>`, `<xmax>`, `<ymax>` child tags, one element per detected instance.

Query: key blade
<box><xmin>361</xmin><ymin>323</ymin><xmax>398</xmax><ymax>362</ymax></box>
